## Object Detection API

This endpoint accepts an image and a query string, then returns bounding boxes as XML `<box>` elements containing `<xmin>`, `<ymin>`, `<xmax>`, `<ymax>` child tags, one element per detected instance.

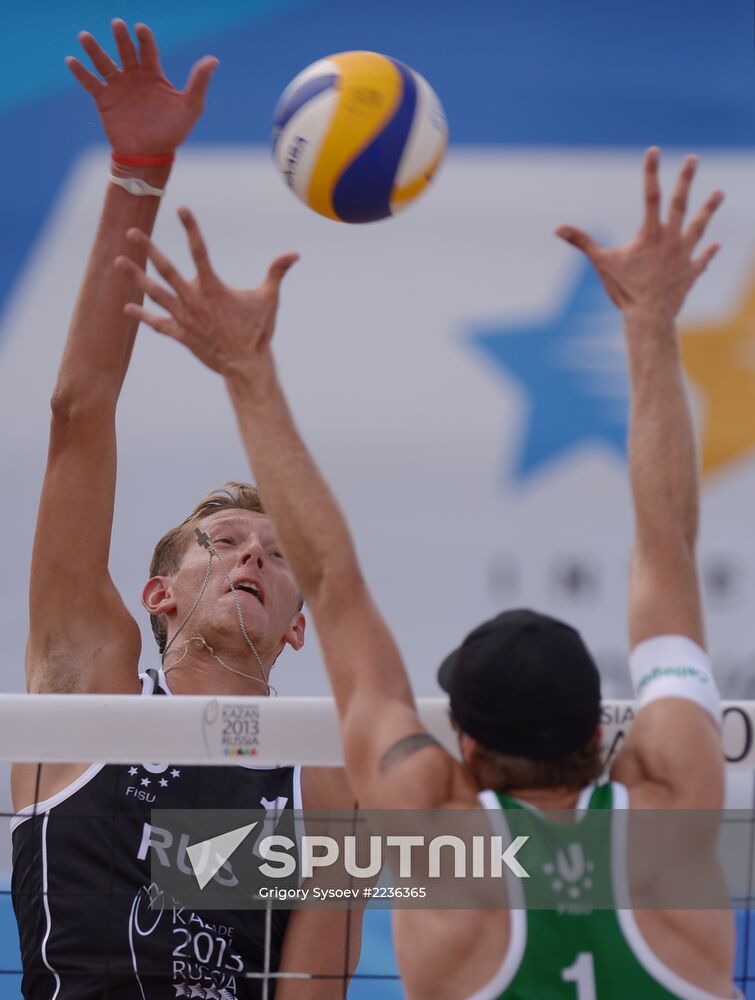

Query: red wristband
<box><xmin>112</xmin><ymin>151</ymin><xmax>175</xmax><ymax>167</ymax></box>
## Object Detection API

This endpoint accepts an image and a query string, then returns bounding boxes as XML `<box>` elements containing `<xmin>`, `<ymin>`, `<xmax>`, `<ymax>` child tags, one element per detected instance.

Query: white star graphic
<box><xmin>159</xmin><ymin>778</ymin><xmax>169</xmax><ymax>788</ymax></box>
<box><xmin>128</xmin><ymin>767</ymin><xmax>138</xmax><ymax>776</ymax></box>
<box><xmin>171</xmin><ymin>768</ymin><xmax>181</xmax><ymax>778</ymax></box>
<box><xmin>205</xmin><ymin>989</ymin><xmax>221</xmax><ymax>999</ymax></box>
<box><xmin>189</xmin><ymin>986</ymin><xmax>206</xmax><ymax>998</ymax></box>
<box><xmin>140</xmin><ymin>777</ymin><xmax>151</xmax><ymax>787</ymax></box>
<box><xmin>173</xmin><ymin>985</ymin><xmax>188</xmax><ymax>997</ymax></box>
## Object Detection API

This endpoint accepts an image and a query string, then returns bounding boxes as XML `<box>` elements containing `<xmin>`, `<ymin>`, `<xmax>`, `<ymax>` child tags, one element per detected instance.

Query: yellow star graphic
<box><xmin>681</xmin><ymin>267</ymin><xmax>755</xmax><ymax>479</ymax></box>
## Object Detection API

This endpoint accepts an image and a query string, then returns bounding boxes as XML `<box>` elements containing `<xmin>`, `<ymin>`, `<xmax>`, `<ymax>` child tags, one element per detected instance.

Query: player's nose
<box><xmin>240</xmin><ymin>536</ymin><xmax>265</xmax><ymax>569</ymax></box>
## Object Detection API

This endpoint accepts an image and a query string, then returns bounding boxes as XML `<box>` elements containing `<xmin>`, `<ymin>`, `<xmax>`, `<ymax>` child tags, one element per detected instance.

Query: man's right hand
<box><xmin>66</xmin><ymin>19</ymin><xmax>217</xmax><ymax>155</ymax></box>
<box><xmin>555</xmin><ymin>148</ymin><xmax>723</xmax><ymax>328</ymax></box>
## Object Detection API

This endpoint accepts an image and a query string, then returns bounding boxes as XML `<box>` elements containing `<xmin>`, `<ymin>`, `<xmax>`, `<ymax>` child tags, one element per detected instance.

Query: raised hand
<box><xmin>556</xmin><ymin>148</ymin><xmax>724</xmax><ymax>325</ymax></box>
<box><xmin>116</xmin><ymin>208</ymin><xmax>299</xmax><ymax>376</ymax></box>
<box><xmin>66</xmin><ymin>19</ymin><xmax>217</xmax><ymax>155</ymax></box>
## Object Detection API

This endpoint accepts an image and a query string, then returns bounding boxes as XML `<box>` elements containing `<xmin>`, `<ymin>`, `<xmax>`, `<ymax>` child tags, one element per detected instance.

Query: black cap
<box><xmin>438</xmin><ymin>609</ymin><xmax>601</xmax><ymax>759</ymax></box>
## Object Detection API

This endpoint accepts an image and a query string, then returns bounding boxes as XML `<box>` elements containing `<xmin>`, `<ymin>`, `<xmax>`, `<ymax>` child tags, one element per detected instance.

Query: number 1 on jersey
<box><xmin>561</xmin><ymin>952</ymin><xmax>596</xmax><ymax>1000</ymax></box>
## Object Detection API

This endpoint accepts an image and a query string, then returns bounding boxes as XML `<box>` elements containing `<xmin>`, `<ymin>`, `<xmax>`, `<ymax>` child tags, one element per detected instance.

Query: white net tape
<box><xmin>1</xmin><ymin>695</ymin><xmax>753</xmax><ymax>766</ymax></box>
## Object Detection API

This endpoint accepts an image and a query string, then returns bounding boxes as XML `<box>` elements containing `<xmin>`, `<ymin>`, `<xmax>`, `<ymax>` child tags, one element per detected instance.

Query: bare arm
<box><xmin>275</xmin><ymin>767</ymin><xmax>363</xmax><ymax>997</ymax></box>
<box><xmin>276</xmin><ymin>906</ymin><xmax>362</xmax><ymax>1000</ymax></box>
<box><xmin>227</xmin><ymin>366</ymin><xmax>470</xmax><ymax>807</ymax></box>
<box><xmin>28</xmin><ymin>21</ymin><xmax>216</xmax><ymax>694</ymax></box>
<box><xmin>119</xmin><ymin>211</ymin><xmax>474</xmax><ymax>809</ymax></box>
<box><xmin>557</xmin><ymin>148</ymin><xmax>724</xmax><ymax>805</ymax></box>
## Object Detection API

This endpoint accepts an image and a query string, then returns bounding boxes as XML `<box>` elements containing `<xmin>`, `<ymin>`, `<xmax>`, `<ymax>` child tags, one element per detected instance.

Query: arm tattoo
<box><xmin>378</xmin><ymin>732</ymin><xmax>442</xmax><ymax>775</ymax></box>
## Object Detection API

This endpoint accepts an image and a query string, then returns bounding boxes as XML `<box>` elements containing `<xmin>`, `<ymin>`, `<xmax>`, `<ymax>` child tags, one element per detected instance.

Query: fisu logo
<box><xmin>124</xmin><ymin>762</ymin><xmax>183</xmax><ymax>803</ymax></box>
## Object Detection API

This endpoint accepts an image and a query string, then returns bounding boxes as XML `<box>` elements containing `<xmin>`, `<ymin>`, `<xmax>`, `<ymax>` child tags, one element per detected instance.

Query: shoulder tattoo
<box><xmin>378</xmin><ymin>732</ymin><xmax>442</xmax><ymax>775</ymax></box>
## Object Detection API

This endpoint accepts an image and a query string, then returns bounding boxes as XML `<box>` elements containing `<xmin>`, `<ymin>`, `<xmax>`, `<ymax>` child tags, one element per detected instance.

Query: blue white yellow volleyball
<box><xmin>272</xmin><ymin>51</ymin><xmax>448</xmax><ymax>223</ymax></box>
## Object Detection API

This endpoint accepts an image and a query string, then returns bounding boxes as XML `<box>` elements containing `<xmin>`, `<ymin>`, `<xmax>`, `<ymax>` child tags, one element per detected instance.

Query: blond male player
<box><xmin>121</xmin><ymin>149</ymin><xmax>736</xmax><ymax>998</ymax></box>
<box><xmin>11</xmin><ymin>21</ymin><xmax>358</xmax><ymax>1000</ymax></box>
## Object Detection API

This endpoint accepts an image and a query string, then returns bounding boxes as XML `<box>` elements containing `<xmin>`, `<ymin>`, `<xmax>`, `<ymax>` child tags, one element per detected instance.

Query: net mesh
<box><xmin>5</xmin><ymin>773</ymin><xmax>382</xmax><ymax>998</ymax></box>
<box><xmin>2</xmin><ymin>694</ymin><xmax>755</xmax><ymax>999</ymax></box>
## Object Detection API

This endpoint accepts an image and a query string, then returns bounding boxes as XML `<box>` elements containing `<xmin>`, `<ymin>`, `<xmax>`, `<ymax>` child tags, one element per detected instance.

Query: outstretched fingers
<box><xmin>123</xmin><ymin>302</ymin><xmax>180</xmax><ymax>339</ymax></box>
<box><xmin>135</xmin><ymin>23</ymin><xmax>163</xmax><ymax>74</ymax></box>
<box><xmin>184</xmin><ymin>56</ymin><xmax>220</xmax><ymax>109</ymax></box>
<box><xmin>692</xmin><ymin>242</ymin><xmax>721</xmax><ymax>275</ymax></box>
<box><xmin>265</xmin><ymin>253</ymin><xmax>300</xmax><ymax>291</ymax></box>
<box><xmin>667</xmin><ymin>154</ymin><xmax>698</xmax><ymax>235</ymax></box>
<box><xmin>554</xmin><ymin>225</ymin><xmax>603</xmax><ymax>264</ymax></box>
<box><xmin>125</xmin><ymin>228</ymin><xmax>192</xmax><ymax>298</ymax></box>
<box><xmin>643</xmin><ymin>146</ymin><xmax>662</xmax><ymax>237</ymax></box>
<box><xmin>78</xmin><ymin>31</ymin><xmax>119</xmax><ymax>80</ymax></box>
<box><xmin>683</xmin><ymin>189</ymin><xmax>724</xmax><ymax>251</ymax></box>
<box><xmin>112</xmin><ymin>19</ymin><xmax>138</xmax><ymax>70</ymax></box>
<box><xmin>115</xmin><ymin>255</ymin><xmax>180</xmax><ymax>315</ymax></box>
<box><xmin>178</xmin><ymin>207</ymin><xmax>215</xmax><ymax>283</ymax></box>
<box><xmin>65</xmin><ymin>56</ymin><xmax>104</xmax><ymax>97</ymax></box>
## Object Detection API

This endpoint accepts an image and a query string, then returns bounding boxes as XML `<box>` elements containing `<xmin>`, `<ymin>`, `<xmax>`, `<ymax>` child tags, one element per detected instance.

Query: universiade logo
<box><xmin>202</xmin><ymin>702</ymin><xmax>263</xmax><ymax>758</ymax></box>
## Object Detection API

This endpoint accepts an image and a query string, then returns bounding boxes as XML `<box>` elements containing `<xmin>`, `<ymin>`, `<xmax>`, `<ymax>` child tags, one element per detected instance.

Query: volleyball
<box><xmin>272</xmin><ymin>51</ymin><xmax>448</xmax><ymax>223</ymax></box>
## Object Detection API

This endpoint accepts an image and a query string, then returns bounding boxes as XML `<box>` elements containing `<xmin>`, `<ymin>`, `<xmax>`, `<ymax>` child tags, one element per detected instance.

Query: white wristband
<box><xmin>629</xmin><ymin>634</ymin><xmax>721</xmax><ymax>726</ymax></box>
<box><xmin>108</xmin><ymin>174</ymin><xmax>166</xmax><ymax>198</ymax></box>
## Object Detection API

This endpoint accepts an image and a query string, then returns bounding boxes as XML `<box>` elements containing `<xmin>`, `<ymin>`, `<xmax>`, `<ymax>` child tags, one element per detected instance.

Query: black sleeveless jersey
<box><xmin>11</xmin><ymin>670</ymin><xmax>299</xmax><ymax>999</ymax></box>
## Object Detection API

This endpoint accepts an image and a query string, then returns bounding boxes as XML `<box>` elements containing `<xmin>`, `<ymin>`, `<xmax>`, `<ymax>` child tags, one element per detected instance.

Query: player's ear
<box><xmin>142</xmin><ymin>575</ymin><xmax>177</xmax><ymax>617</ymax></box>
<box><xmin>458</xmin><ymin>731</ymin><xmax>479</xmax><ymax>766</ymax></box>
<box><xmin>285</xmin><ymin>611</ymin><xmax>306</xmax><ymax>651</ymax></box>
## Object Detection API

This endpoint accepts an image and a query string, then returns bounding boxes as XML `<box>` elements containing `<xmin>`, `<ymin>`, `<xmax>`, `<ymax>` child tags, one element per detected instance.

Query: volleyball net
<box><xmin>3</xmin><ymin>695</ymin><xmax>755</xmax><ymax>768</ymax></box>
<box><xmin>4</xmin><ymin>695</ymin><xmax>755</xmax><ymax>998</ymax></box>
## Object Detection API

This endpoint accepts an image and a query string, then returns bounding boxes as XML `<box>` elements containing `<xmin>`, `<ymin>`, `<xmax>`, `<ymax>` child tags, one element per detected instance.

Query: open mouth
<box><xmin>232</xmin><ymin>582</ymin><xmax>264</xmax><ymax>605</ymax></box>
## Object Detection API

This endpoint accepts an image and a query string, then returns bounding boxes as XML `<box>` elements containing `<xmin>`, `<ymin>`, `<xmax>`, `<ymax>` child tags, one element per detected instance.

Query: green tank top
<box><xmin>478</xmin><ymin>781</ymin><xmax>730</xmax><ymax>1000</ymax></box>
